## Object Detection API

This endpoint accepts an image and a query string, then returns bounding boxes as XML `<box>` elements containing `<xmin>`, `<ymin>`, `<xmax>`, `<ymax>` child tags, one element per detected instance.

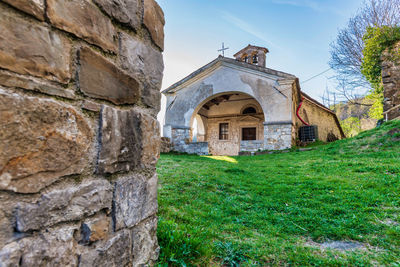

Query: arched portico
<box><xmin>192</xmin><ymin>92</ymin><xmax>266</xmax><ymax>155</ymax></box>
<box><xmin>166</xmin><ymin>91</ymin><xmax>269</xmax><ymax>155</ymax></box>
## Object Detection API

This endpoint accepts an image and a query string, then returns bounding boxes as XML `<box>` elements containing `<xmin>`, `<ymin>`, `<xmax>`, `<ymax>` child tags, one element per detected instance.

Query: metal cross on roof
<box><xmin>218</xmin><ymin>42</ymin><xmax>229</xmax><ymax>57</ymax></box>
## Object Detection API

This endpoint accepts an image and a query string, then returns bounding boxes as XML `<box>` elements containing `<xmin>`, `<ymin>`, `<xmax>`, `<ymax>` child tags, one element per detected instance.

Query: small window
<box><xmin>252</xmin><ymin>54</ymin><xmax>258</xmax><ymax>64</ymax></box>
<box><xmin>242</xmin><ymin>128</ymin><xmax>257</xmax><ymax>140</ymax></box>
<box><xmin>242</xmin><ymin>107</ymin><xmax>257</xmax><ymax>114</ymax></box>
<box><xmin>243</xmin><ymin>55</ymin><xmax>249</xmax><ymax>63</ymax></box>
<box><xmin>219</xmin><ymin>123</ymin><xmax>229</xmax><ymax>140</ymax></box>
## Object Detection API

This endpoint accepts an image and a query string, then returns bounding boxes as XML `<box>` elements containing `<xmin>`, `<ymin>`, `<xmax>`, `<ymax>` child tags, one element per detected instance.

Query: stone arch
<box><xmin>188</xmin><ymin>91</ymin><xmax>266</xmax><ymax>131</ymax></box>
<box><xmin>250</xmin><ymin>51</ymin><xmax>258</xmax><ymax>65</ymax></box>
<box><xmin>185</xmin><ymin>92</ymin><xmax>266</xmax><ymax>155</ymax></box>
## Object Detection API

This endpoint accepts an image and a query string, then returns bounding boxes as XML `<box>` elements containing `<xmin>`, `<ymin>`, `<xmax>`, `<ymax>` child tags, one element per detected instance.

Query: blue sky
<box><xmin>156</xmin><ymin>0</ymin><xmax>364</xmax><ymax>123</ymax></box>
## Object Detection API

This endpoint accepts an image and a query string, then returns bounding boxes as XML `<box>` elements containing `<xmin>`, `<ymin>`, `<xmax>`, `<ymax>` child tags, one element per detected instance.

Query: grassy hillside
<box><xmin>156</xmin><ymin>120</ymin><xmax>400</xmax><ymax>266</ymax></box>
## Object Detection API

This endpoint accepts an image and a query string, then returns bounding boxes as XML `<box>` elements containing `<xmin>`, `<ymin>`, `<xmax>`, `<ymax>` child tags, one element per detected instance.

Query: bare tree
<box><xmin>329</xmin><ymin>0</ymin><xmax>400</xmax><ymax>104</ymax></box>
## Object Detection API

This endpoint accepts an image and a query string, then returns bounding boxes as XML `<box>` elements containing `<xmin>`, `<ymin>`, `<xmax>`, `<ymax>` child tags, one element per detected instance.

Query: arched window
<box><xmin>242</xmin><ymin>107</ymin><xmax>257</xmax><ymax>114</ymax></box>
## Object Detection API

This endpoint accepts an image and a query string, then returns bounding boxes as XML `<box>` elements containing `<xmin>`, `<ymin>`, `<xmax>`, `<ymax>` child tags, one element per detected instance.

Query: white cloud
<box><xmin>221</xmin><ymin>11</ymin><xmax>280</xmax><ymax>49</ymax></box>
<box><xmin>270</xmin><ymin>0</ymin><xmax>345</xmax><ymax>16</ymax></box>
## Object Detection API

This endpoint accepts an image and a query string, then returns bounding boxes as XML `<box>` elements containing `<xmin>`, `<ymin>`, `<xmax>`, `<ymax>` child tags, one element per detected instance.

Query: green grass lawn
<box><xmin>156</xmin><ymin>120</ymin><xmax>400</xmax><ymax>266</ymax></box>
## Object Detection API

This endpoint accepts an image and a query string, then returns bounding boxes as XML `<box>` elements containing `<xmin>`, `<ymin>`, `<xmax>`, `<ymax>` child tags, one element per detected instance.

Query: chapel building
<box><xmin>162</xmin><ymin>45</ymin><xmax>345</xmax><ymax>155</ymax></box>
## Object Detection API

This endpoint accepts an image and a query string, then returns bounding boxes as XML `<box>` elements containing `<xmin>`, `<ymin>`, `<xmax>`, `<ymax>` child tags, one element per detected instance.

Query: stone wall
<box><xmin>0</xmin><ymin>0</ymin><xmax>164</xmax><ymax>266</ymax></box>
<box><xmin>382</xmin><ymin>41</ymin><xmax>400</xmax><ymax>121</ymax></box>
<box><xmin>264</xmin><ymin>123</ymin><xmax>293</xmax><ymax>150</ymax></box>
<box><xmin>240</xmin><ymin>140</ymin><xmax>264</xmax><ymax>152</ymax></box>
<box><xmin>182</xmin><ymin>142</ymin><xmax>209</xmax><ymax>155</ymax></box>
<box><xmin>170</xmin><ymin>128</ymin><xmax>209</xmax><ymax>155</ymax></box>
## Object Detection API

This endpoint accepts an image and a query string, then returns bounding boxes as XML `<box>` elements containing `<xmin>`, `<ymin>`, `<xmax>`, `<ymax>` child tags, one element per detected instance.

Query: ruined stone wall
<box><xmin>382</xmin><ymin>41</ymin><xmax>400</xmax><ymax>120</ymax></box>
<box><xmin>0</xmin><ymin>0</ymin><xmax>164</xmax><ymax>265</ymax></box>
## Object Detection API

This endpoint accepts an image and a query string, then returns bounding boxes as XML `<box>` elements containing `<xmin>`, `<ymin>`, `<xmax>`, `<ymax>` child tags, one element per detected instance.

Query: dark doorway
<box><xmin>242</xmin><ymin>127</ymin><xmax>256</xmax><ymax>140</ymax></box>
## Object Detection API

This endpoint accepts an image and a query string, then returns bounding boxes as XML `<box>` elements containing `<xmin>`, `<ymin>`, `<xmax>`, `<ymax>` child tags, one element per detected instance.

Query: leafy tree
<box><xmin>329</xmin><ymin>0</ymin><xmax>400</xmax><ymax>104</ymax></box>
<box><xmin>340</xmin><ymin>117</ymin><xmax>362</xmax><ymax>137</ymax></box>
<box><xmin>365</xmin><ymin>89</ymin><xmax>384</xmax><ymax>119</ymax></box>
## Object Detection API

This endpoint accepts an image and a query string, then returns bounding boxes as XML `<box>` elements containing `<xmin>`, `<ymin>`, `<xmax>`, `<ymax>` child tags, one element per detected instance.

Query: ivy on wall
<box><xmin>361</xmin><ymin>26</ymin><xmax>400</xmax><ymax>119</ymax></box>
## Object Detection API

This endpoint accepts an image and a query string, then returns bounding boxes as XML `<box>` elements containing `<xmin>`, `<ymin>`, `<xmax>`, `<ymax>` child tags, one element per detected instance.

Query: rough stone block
<box><xmin>141</xmin><ymin>112</ymin><xmax>162</xmax><ymax>167</ymax></box>
<box><xmin>0</xmin><ymin>209</ymin><xmax>13</xmax><ymax>247</ymax></box>
<box><xmin>16</xmin><ymin>180</ymin><xmax>113</xmax><ymax>232</ymax></box>
<box><xmin>0</xmin><ymin>70</ymin><xmax>76</xmax><ymax>100</ymax></box>
<box><xmin>93</xmin><ymin>0</ymin><xmax>141</xmax><ymax>31</ymax></box>
<box><xmin>1</xmin><ymin>0</ymin><xmax>45</xmax><ymax>21</ymax></box>
<box><xmin>160</xmin><ymin>137</ymin><xmax>172</xmax><ymax>153</ymax></box>
<box><xmin>79</xmin><ymin>230</ymin><xmax>131</xmax><ymax>267</ymax></box>
<box><xmin>132</xmin><ymin>216</ymin><xmax>159</xmax><ymax>266</ymax></box>
<box><xmin>97</xmin><ymin>106</ymin><xmax>160</xmax><ymax>174</ymax></box>
<box><xmin>78</xmin><ymin>47</ymin><xmax>140</xmax><ymax>105</ymax></box>
<box><xmin>0</xmin><ymin>241</ymin><xmax>22</xmax><ymax>266</ymax></box>
<box><xmin>47</xmin><ymin>0</ymin><xmax>117</xmax><ymax>52</ymax></box>
<box><xmin>0</xmin><ymin>225</ymin><xmax>78</xmax><ymax>267</ymax></box>
<box><xmin>0</xmin><ymin>88</ymin><xmax>92</xmax><ymax>193</ymax></box>
<box><xmin>120</xmin><ymin>32</ymin><xmax>163</xmax><ymax>112</ymax></box>
<box><xmin>80</xmin><ymin>213</ymin><xmax>110</xmax><ymax>244</ymax></box>
<box><xmin>81</xmin><ymin>100</ymin><xmax>102</xmax><ymax>112</ymax></box>
<box><xmin>143</xmin><ymin>0</ymin><xmax>165</xmax><ymax>50</ymax></box>
<box><xmin>0</xmin><ymin>8</ymin><xmax>71</xmax><ymax>83</ymax></box>
<box><xmin>113</xmin><ymin>174</ymin><xmax>158</xmax><ymax>230</ymax></box>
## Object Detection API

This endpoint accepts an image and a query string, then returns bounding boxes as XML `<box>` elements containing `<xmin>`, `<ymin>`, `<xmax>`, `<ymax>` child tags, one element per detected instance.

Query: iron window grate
<box><xmin>299</xmin><ymin>125</ymin><xmax>318</xmax><ymax>142</ymax></box>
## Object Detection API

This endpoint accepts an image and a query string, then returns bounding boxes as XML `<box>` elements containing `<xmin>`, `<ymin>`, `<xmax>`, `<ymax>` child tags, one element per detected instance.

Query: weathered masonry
<box><xmin>0</xmin><ymin>0</ymin><xmax>164</xmax><ymax>265</ymax></box>
<box><xmin>163</xmin><ymin>45</ymin><xmax>344</xmax><ymax>155</ymax></box>
<box><xmin>382</xmin><ymin>41</ymin><xmax>400</xmax><ymax>121</ymax></box>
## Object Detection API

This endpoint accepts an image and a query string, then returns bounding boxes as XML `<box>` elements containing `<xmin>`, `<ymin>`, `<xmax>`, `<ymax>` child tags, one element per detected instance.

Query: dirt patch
<box><xmin>382</xmin><ymin>219</ymin><xmax>399</xmax><ymax>226</ymax></box>
<box><xmin>387</xmin><ymin>128</ymin><xmax>400</xmax><ymax>136</ymax></box>
<box><xmin>320</xmin><ymin>241</ymin><xmax>365</xmax><ymax>250</ymax></box>
<box><xmin>305</xmin><ymin>240</ymin><xmax>367</xmax><ymax>251</ymax></box>
<box><xmin>387</xmin><ymin>128</ymin><xmax>400</xmax><ymax>141</ymax></box>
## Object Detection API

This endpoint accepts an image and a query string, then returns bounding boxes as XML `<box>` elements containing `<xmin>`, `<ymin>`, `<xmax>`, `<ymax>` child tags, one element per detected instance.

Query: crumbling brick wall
<box><xmin>382</xmin><ymin>41</ymin><xmax>400</xmax><ymax>120</ymax></box>
<box><xmin>0</xmin><ymin>0</ymin><xmax>164</xmax><ymax>265</ymax></box>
